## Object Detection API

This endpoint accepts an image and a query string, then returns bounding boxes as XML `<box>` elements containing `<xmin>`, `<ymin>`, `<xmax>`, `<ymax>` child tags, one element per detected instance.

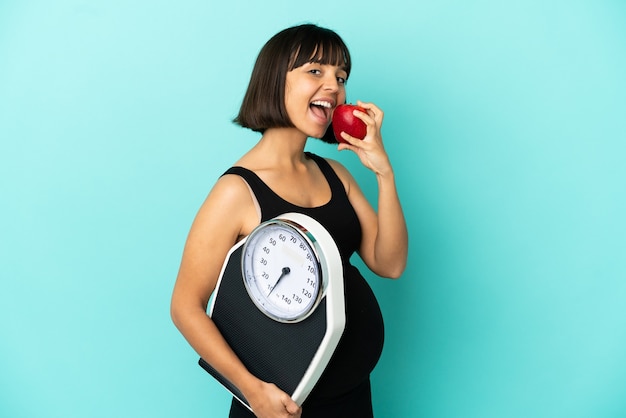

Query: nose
<box><xmin>323</xmin><ymin>73</ymin><xmax>339</xmax><ymax>92</ymax></box>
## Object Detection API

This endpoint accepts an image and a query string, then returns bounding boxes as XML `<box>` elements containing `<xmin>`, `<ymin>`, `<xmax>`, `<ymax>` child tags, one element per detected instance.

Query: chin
<box><xmin>306</xmin><ymin>124</ymin><xmax>336</xmax><ymax>143</ymax></box>
<box><xmin>315</xmin><ymin>125</ymin><xmax>338</xmax><ymax>144</ymax></box>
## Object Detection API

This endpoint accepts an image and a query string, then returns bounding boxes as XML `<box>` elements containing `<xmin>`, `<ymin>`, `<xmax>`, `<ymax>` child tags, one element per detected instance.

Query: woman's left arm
<box><xmin>334</xmin><ymin>100</ymin><xmax>408</xmax><ymax>278</ymax></box>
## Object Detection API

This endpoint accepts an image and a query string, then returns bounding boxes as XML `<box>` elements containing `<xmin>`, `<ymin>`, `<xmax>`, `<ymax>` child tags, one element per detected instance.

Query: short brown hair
<box><xmin>234</xmin><ymin>24</ymin><xmax>351</xmax><ymax>143</ymax></box>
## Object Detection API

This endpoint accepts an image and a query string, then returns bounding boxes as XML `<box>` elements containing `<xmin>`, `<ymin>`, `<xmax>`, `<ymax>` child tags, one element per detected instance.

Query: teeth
<box><xmin>311</xmin><ymin>100</ymin><xmax>332</xmax><ymax>108</ymax></box>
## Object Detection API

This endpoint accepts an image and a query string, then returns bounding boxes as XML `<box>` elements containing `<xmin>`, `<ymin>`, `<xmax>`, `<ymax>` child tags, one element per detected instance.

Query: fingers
<box><xmin>338</xmin><ymin>130</ymin><xmax>361</xmax><ymax>145</ymax></box>
<box><xmin>279</xmin><ymin>393</ymin><xmax>301</xmax><ymax>417</ymax></box>
<box><xmin>356</xmin><ymin>100</ymin><xmax>384</xmax><ymax>124</ymax></box>
<box><xmin>336</xmin><ymin>132</ymin><xmax>366</xmax><ymax>155</ymax></box>
<box><xmin>249</xmin><ymin>382</ymin><xmax>302</xmax><ymax>418</ymax></box>
<box><xmin>335</xmin><ymin>100</ymin><xmax>385</xmax><ymax>159</ymax></box>
<box><xmin>283</xmin><ymin>397</ymin><xmax>302</xmax><ymax>416</ymax></box>
<box><xmin>351</xmin><ymin>101</ymin><xmax>383</xmax><ymax>137</ymax></box>
<box><xmin>336</xmin><ymin>101</ymin><xmax>391</xmax><ymax>174</ymax></box>
<box><xmin>341</xmin><ymin>101</ymin><xmax>382</xmax><ymax>143</ymax></box>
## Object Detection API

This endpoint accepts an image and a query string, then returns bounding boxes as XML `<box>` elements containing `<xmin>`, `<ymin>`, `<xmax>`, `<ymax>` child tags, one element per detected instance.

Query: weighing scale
<box><xmin>199</xmin><ymin>212</ymin><xmax>346</xmax><ymax>409</ymax></box>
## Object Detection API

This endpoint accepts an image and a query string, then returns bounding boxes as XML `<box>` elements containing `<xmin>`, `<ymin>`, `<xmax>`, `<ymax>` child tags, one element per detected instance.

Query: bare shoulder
<box><xmin>210</xmin><ymin>172</ymin><xmax>253</xmax><ymax>203</ymax></box>
<box><xmin>194</xmin><ymin>173</ymin><xmax>259</xmax><ymax>240</ymax></box>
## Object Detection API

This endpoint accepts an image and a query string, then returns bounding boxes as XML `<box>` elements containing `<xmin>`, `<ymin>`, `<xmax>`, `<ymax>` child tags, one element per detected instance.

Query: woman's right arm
<box><xmin>170</xmin><ymin>175</ymin><xmax>301</xmax><ymax>418</ymax></box>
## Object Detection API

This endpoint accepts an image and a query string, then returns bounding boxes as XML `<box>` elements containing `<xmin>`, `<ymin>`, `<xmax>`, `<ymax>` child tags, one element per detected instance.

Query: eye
<box><xmin>308</xmin><ymin>68</ymin><xmax>322</xmax><ymax>75</ymax></box>
<box><xmin>337</xmin><ymin>76</ymin><xmax>346</xmax><ymax>85</ymax></box>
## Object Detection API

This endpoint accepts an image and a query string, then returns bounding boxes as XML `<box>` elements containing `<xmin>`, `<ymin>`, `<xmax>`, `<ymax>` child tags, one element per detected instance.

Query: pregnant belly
<box><xmin>307</xmin><ymin>265</ymin><xmax>385</xmax><ymax>401</ymax></box>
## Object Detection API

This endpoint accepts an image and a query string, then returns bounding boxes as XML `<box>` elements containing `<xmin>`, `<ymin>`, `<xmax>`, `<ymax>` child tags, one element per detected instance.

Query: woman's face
<box><xmin>284</xmin><ymin>62</ymin><xmax>348</xmax><ymax>139</ymax></box>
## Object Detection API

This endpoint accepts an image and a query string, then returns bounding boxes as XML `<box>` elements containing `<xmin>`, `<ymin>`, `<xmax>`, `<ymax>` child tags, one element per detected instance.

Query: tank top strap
<box><xmin>222</xmin><ymin>153</ymin><xmax>349</xmax><ymax>222</ymax></box>
<box><xmin>222</xmin><ymin>166</ymin><xmax>278</xmax><ymax>219</ymax></box>
<box><xmin>304</xmin><ymin>152</ymin><xmax>346</xmax><ymax>198</ymax></box>
<box><xmin>223</xmin><ymin>154</ymin><xmax>361</xmax><ymax>260</ymax></box>
<box><xmin>222</xmin><ymin>166</ymin><xmax>265</xmax><ymax>190</ymax></box>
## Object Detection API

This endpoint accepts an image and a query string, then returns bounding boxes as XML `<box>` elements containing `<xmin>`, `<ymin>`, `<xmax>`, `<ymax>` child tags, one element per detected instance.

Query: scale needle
<box><xmin>268</xmin><ymin>267</ymin><xmax>290</xmax><ymax>296</ymax></box>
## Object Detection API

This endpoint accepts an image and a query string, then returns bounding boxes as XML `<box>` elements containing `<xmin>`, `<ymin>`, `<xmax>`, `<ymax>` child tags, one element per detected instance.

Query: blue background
<box><xmin>1</xmin><ymin>1</ymin><xmax>625</xmax><ymax>417</ymax></box>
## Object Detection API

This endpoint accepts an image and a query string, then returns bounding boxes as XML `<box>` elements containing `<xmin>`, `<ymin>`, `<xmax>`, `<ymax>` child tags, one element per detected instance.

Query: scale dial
<box><xmin>242</xmin><ymin>218</ymin><xmax>323</xmax><ymax>323</ymax></box>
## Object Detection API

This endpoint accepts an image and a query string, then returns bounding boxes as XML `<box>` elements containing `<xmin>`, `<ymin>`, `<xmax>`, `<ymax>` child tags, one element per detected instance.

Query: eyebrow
<box><xmin>305</xmin><ymin>60</ymin><xmax>348</xmax><ymax>71</ymax></box>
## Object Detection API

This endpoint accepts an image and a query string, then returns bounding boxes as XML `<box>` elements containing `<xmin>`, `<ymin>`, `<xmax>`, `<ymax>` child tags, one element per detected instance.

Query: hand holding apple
<box><xmin>333</xmin><ymin>101</ymin><xmax>393</xmax><ymax>177</ymax></box>
<box><xmin>332</xmin><ymin>104</ymin><xmax>367</xmax><ymax>143</ymax></box>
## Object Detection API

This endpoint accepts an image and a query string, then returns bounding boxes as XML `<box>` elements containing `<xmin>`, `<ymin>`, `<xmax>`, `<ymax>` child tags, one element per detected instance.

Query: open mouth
<box><xmin>310</xmin><ymin>100</ymin><xmax>333</xmax><ymax>122</ymax></box>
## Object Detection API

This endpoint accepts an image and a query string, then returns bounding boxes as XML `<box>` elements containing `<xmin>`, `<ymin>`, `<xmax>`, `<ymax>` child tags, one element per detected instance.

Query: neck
<box><xmin>255</xmin><ymin>127</ymin><xmax>309</xmax><ymax>166</ymax></box>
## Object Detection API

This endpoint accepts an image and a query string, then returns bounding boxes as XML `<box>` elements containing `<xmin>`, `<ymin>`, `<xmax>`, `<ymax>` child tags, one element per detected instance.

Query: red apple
<box><xmin>332</xmin><ymin>104</ymin><xmax>367</xmax><ymax>143</ymax></box>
